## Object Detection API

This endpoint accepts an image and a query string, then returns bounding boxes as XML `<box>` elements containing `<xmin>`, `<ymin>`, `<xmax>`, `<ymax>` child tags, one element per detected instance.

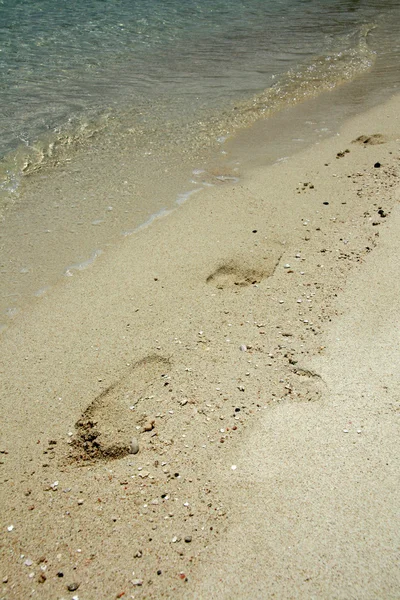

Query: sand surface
<box><xmin>0</xmin><ymin>93</ymin><xmax>399</xmax><ymax>599</ymax></box>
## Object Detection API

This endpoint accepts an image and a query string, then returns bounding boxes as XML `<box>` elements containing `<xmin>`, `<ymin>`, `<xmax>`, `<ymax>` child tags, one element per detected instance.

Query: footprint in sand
<box><xmin>69</xmin><ymin>355</ymin><xmax>171</xmax><ymax>463</ymax></box>
<box><xmin>282</xmin><ymin>366</ymin><xmax>327</xmax><ymax>403</ymax></box>
<box><xmin>206</xmin><ymin>252</ymin><xmax>282</xmax><ymax>290</ymax></box>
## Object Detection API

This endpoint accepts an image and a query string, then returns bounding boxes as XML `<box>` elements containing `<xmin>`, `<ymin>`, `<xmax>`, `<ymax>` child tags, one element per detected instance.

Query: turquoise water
<box><xmin>1</xmin><ymin>0</ymin><xmax>399</xmax><ymax>173</ymax></box>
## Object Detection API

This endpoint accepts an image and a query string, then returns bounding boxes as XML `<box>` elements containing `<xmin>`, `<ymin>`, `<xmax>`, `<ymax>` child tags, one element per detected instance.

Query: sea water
<box><xmin>0</xmin><ymin>0</ymin><xmax>399</xmax><ymax>326</ymax></box>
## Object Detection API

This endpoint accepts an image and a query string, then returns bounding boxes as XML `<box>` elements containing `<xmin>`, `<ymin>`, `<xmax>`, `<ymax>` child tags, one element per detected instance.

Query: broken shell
<box><xmin>129</xmin><ymin>438</ymin><xmax>140</xmax><ymax>454</ymax></box>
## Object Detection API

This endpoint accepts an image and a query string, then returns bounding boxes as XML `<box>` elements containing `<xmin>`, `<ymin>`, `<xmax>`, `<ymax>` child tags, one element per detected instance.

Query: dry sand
<box><xmin>0</xmin><ymin>93</ymin><xmax>399</xmax><ymax>599</ymax></box>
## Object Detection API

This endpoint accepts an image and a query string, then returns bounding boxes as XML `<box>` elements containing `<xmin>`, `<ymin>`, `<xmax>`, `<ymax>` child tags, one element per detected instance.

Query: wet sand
<box><xmin>0</xmin><ymin>93</ymin><xmax>399</xmax><ymax>599</ymax></box>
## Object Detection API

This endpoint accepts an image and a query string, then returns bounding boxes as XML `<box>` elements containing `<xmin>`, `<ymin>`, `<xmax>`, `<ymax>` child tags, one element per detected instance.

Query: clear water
<box><xmin>1</xmin><ymin>0</ymin><xmax>399</xmax><ymax>173</ymax></box>
<box><xmin>0</xmin><ymin>0</ymin><xmax>399</xmax><ymax>327</ymax></box>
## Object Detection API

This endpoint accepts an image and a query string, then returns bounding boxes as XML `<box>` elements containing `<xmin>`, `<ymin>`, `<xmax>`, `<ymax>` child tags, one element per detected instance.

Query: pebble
<box><xmin>67</xmin><ymin>582</ymin><xmax>80</xmax><ymax>592</ymax></box>
<box><xmin>143</xmin><ymin>420</ymin><xmax>155</xmax><ymax>432</ymax></box>
<box><xmin>131</xmin><ymin>579</ymin><xmax>143</xmax><ymax>586</ymax></box>
<box><xmin>129</xmin><ymin>438</ymin><xmax>140</xmax><ymax>455</ymax></box>
<box><xmin>7</xmin><ymin>525</ymin><xmax>14</xmax><ymax>532</ymax></box>
<box><xmin>239</xmin><ymin>344</ymin><xmax>247</xmax><ymax>352</ymax></box>
<box><xmin>184</xmin><ymin>536</ymin><xmax>192</xmax><ymax>543</ymax></box>
<box><xmin>231</xmin><ymin>465</ymin><xmax>237</xmax><ymax>471</ymax></box>
<box><xmin>24</xmin><ymin>559</ymin><xmax>33</xmax><ymax>567</ymax></box>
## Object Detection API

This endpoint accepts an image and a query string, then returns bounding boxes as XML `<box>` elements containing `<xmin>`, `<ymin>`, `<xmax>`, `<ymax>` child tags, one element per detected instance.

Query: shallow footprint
<box><xmin>206</xmin><ymin>252</ymin><xmax>281</xmax><ymax>290</ymax></box>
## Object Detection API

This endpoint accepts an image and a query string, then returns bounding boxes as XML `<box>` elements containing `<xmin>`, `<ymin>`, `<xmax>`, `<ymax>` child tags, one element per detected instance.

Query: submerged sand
<box><xmin>0</xmin><ymin>94</ymin><xmax>399</xmax><ymax>599</ymax></box>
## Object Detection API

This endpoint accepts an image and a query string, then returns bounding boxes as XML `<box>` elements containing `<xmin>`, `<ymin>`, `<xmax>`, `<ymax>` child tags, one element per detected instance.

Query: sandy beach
<box><xmin>1</xmin><ymin>92</ymin><xmax>399</xmax><ymax>599</ymax></box>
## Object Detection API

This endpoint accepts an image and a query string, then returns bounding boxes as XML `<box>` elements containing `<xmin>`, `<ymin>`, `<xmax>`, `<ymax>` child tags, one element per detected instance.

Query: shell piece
<box><xmin>129</xmin><ymin>437</ymin><xmax>139</xmax><ymax>454</ymax></box>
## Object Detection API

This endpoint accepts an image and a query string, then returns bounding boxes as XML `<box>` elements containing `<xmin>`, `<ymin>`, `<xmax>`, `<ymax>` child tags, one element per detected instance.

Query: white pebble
<box><xmin>231</xmin><ymin>465</ymin><xmax>237</xmax><ymax>471</ymax></box>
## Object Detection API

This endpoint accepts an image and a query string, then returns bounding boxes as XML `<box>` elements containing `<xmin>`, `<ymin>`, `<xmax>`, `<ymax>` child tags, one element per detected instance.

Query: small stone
<box><xmin>77</xmin><ymin>499</ymin><xmax>84</xmax><ymax>505</ymax></box>
<box><xmin>239</xmin><ymin>344</ymin><xmax>247</xmax><ymax>352</ymax></box>
<box><xmin>24</xmin><ymin>559</ymin><xmax>33</xmax><ymax>567</ymax></box>
<box><xmin>131</xmin><ymin>579</ymin><xmax>143</xmax><ymax>586</ymax></box>
<box><xmin>184</xmin><ymin>536</ymin><xmax>192</xmax><ymax>543</ymax></box>
<box><xmin>231</xmin><ymin>465</ymin><xmax>237</xmax><ymax>471</ymax></box>
<box><xmin>67</xmin><ymin>582</ymin><xmax>80</xmax><ymax>592</ymax></box>
<box><xmin>129</xmin><ymin>438</ymin><xmax>139</xmax><ymax>455</ymax></box>
<box><xmin>142</xmin><ymin>420</ymin><xmax>155</xmax><ymax>432</ymax></box>
<box><xmin>374</xmin><ymin>162</ymin><xmax>381</xmax><ymax>168</ymax></box>
<box><xmin>284</xmin><ymin>264</ymin><xmax>291</xmax><ymax>269</ymax></box>
<box><xmin>2</xmin><ymin>576</ymin><xmax>8</xmax><ymax>583</ymax></box>
<box><xmin>138</xmin><ymin>470</ymin><xmax>149</xmax><ymax>478</ymax></box>
<box><xmin>38</xmin><ymin>572</ymin><xmax>47</xmax><ymax>583</ymax></box>
<box><xmin>7</xmin><ymin>525</ymin><xmax>14</xmax><ymax>532</ymax></box>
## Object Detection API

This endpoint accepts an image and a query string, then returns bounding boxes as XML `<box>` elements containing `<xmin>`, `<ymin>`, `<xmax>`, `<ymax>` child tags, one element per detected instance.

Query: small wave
<box><xmin>64</xmin><ymin>249</ymin><xmax>103</xmax><ymax>276</ymax></box>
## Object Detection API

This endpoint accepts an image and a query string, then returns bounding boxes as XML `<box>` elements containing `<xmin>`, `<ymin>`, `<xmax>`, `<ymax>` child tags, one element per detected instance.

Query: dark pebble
<box><xmin>67</xmin><ymin>582</ymin><xmax>80</xmax><ymax>592</ymax></box>
<box><xmin>57</xmin><ymin>572</ymin><xmax>64</xmax><ymax>578</ymax></box>
<box><xmin>157</xmin><ymin>570</ymin><xmax>162</xmax><ymax>575</ymax></box>
<box><xmin>323</xmin><ymin>202</ymin><xmax>329</xmax><ymax>205</ymax></box>
<box><xmin>374</xmin><ymin>162</ymin><xmax>381</xmax><ymax>168</ymax></box>
<box><xmin>184</xmin><ymin>536</ymin><xmax>192</xmax><ymax>543</ymax></box>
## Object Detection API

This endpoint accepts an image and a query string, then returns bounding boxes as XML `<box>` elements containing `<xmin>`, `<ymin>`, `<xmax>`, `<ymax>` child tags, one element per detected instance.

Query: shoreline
<box><xmin>2</xmin><ymin>43</ymin><xmax>400</xmax><ymax>328</ymax></box>
<box><xmin>0</xmin><ymin>92</ymin><xmax>399</xmax><ymax>598</ymax></box>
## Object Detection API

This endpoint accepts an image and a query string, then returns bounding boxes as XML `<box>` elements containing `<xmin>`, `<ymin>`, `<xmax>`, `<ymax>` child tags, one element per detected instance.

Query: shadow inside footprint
<box><xmin>69</xmin><ymin>355</ymin><xmax>171</xmax><ymax>463</ymax></box>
